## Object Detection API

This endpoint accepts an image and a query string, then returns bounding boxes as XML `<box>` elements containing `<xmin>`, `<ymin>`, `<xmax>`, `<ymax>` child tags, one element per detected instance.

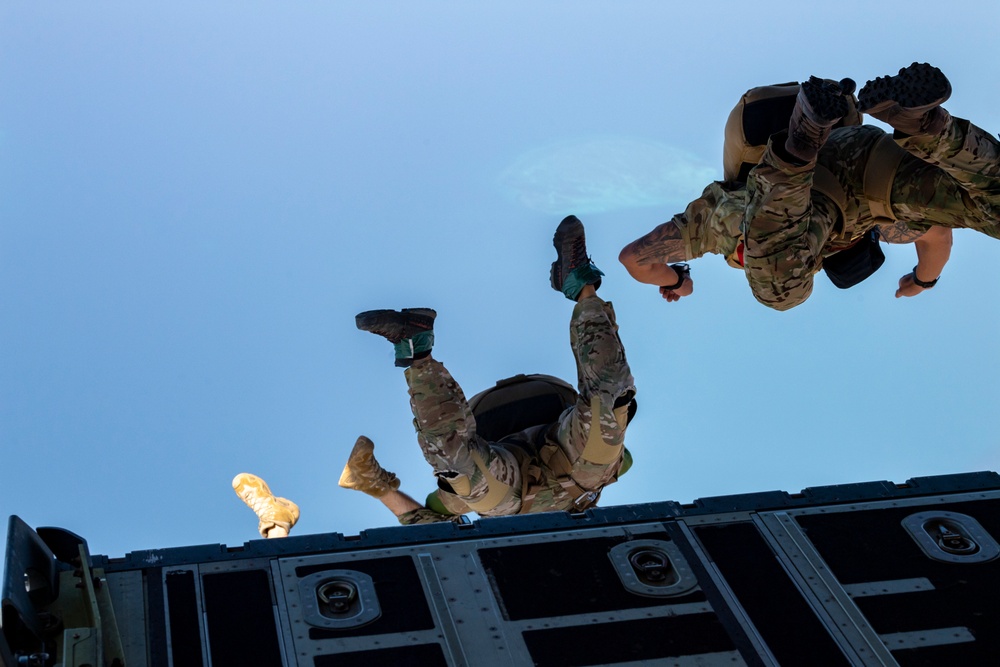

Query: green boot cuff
<box><xmin>618</xmin><ymin>447</ymin><xmax>633</xmax><ymax>477</ymax></box>
<box><xmin>425</xmin><ymin>490</ymin><xmax>457</xmax><ymax>516</ymax></box>
<box><xmin>561</xmin><ymin>262</ymin><xmax>604</xmax><ymax>300</ymax></box>
<box><xmin>393</xmin><ymin>330</ymin><xmax>435</xmax><ymax>365</ymax></box>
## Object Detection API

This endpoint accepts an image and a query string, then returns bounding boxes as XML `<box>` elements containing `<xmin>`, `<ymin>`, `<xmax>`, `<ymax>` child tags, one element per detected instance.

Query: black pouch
<box><xmin>823</xmin><ymin>228</ymin><xmax>885</xmax><ymax>289</ymax></box>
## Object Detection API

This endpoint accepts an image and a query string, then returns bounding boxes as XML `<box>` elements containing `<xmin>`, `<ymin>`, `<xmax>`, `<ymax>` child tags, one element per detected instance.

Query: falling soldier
<box><xmin>619</xmin><ymin>62</ymin><xmax>997</xmax><ymax>311</ymax></box>
<box><xmin>234</xmin><ymin>215</ymin><xmax>636</xmax><ymax>534</ymax></box>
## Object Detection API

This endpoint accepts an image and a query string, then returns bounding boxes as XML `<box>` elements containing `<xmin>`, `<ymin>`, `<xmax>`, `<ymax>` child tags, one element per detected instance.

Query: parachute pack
<box><xmin>427</xmin><ymin>373</ymin><xmax>634</xmax><ymax>516</ymax></box>
<box><xmin>426</xmin><ymin>374</ymin><xmax>577</xmax><ymax>517</ymax></box>
<box><xmin>722</xmin><ymin>80</ymin><xmax>904</xmax><ymax>287</ymax></box>
<box><xmin>723</xmin><ymin>81</ymin><xmax>863</xmax><ymax>183</ymax></box>
<box><xmin>468</xmin><ymin>373</ymin><xmax>577</xmax><ymax>442</ymax></box>
<box><xmin>723</xmin><ymin>80</ymin><xmax>862</xmax><ymax>224</ymax></box>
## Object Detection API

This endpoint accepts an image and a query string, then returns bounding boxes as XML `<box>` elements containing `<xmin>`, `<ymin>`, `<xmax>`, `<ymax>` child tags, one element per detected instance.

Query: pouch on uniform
<box><xmin>822</xmin><ymin>228</ymin><xmax>885</xmax><ymax>289</ymax></box>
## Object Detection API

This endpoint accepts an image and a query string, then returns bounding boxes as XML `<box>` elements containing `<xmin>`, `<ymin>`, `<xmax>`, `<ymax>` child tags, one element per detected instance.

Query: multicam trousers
<box><xmin>743</xmin><ymin>118</ymin><xmax>1000</xmax><ymax>310</ymax></box>
<box><xmin>398</xmin><ymin>295</ymin><xmax>635</xmax><ymax>525</ymax></box>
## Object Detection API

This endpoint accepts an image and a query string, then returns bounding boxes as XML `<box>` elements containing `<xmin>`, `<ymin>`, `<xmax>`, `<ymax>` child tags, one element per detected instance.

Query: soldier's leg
<box><xmin>404</xmin><ymin>357</ymin><xmax>517</xmax><ymax>486</ymax></box>
<box><xmin>887</xmin><ymin>148</ymin><xmax>1000</xmax><ymax>240</ymax></box>
<box><xmin>549</xmin><ymin>217</ymin><xmax>635</xmax><ymax>493</ymax></box>
<box><xmin>891</xmin><ymin>122</ymin><xmax>1000</xmax><ymax>238</ymax></box>
<box><xmin>555</xmin><ymin>294</ymin><xmax>636</xmax><ymax>492</ymax></box>
<box><xmin>742</xmin><ymin>78</ymin><xmax>849</xmax><ymax>311</ymax></box>
<box><xmin>743</xmin><ymin>140</ymin><xmax>842</xmax><ymax>310</ymax></box>
<box><xmin>860</xmin><ymin>62</ymin><xmax>1000</xmax><ymax>237</ymax></box>
<box><xmin>338</xmin><ymin>435</ymin><xmax>470</xmax><ymax>525</ymax></box>
<box><xmin>404</xmin><ymin>356</ymin><xmax>522</xmax><ymax>514</ymax></box>
<box><xmin>355</xmin><ymin>307</ymin><xmax>522</xmax><ymax>514</ymax></box>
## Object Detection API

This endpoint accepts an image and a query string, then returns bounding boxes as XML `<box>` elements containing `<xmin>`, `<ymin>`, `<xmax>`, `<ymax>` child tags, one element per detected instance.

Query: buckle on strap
<box><xmin>572</xmin><ymin>490</ymin><xmax>600</xmax><ymax>512</ymax></box>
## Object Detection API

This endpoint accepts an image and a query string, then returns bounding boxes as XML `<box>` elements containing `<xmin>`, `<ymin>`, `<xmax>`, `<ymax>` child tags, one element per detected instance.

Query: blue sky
<box><xmin>2</xmin><ymin>1</ymin><xmax>999</xmax><ymax>564</ymax></box>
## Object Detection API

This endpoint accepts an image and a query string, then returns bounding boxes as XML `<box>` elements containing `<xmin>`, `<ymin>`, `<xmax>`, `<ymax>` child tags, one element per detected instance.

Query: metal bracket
<box><xmin>608</xmin><ymin>539</ymin><xmax>697</xmax><ymax>598</ymax></box>
<box><xmin>297</xmin><ymin>570</ymin><xmax>380</xmax><ymax>629</ymax></box>
<box><xmin>901</xmin><ymin>511</ymin><xmax>1000</xmax><ymax>564</ymax></box>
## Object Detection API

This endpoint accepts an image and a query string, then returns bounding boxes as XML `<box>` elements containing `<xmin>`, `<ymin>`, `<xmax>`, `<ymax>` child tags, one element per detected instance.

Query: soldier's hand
<box><xmin>895</xmin><ymin>273</ymin><xmax>926</xmax><ymax>298</ymax></box>
<box><xmin>659</xmin><ymin>278</ymin><xmax>693</xmax><ymax>302</ymax></box>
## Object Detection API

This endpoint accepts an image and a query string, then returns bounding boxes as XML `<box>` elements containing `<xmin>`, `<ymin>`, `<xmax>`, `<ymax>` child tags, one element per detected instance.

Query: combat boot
<box><xmin>338</xmin><ymin>435</ymin><xmax>401</xmax><ymax>498</ymax></box>
<box><xmin>784</xmin><ymin>76</ymin><xmax>853</xmax><ymax>163</ymax></box>
<box><xmin>858</xmin><ymin>62</ymin><xmax>951</xmax><ymax>137</ymax></box>
<box><xmin>550</xmin><ymin>215</ymin><xmax>603</xmax><ymax>301</ymax></box>
<box><xmin>232</xmin><ymin>473</ymin><xmax>300</xmax><ymax>538</ymax></box>
<box><xmin>355</xmin><ymin>307</ymin><xmax>436</xmax><ymax>367</ymax></box>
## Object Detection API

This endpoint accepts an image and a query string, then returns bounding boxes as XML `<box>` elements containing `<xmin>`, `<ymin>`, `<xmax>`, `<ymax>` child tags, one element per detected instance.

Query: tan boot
<box><xmin>338</xmin><ymin>436</ymin><xmax>401</xmax><ymax>497</ymax></box>
<box><xmin>232</xmin><ymin>473</ymin><xmax>300</xmax><ymax>538</ymax></box>
<box><xmin>858</xmin><ymin>62</ymin><xmax>951</xmax><ymax>137</ymax></box>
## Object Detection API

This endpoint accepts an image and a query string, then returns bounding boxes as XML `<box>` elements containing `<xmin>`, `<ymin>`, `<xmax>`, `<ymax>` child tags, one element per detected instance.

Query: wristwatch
<box><xmin>660</xmin><ymin>263</ymin><xmax>690</xmax><ymax>291</ymax></box>
<box><xmin>911</xmin><ymin>266</ymin><xmax>939</xmax><ymax>289</ymax></box>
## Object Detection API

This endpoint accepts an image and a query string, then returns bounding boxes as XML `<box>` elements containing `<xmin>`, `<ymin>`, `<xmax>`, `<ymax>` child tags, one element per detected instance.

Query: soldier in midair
<box><xmin>621</xmin><ymin>63</ymin><xmax>995</xmax><ymax>311</ymax></box>
<box><xmin>235</xmin><ymin>215</ymin><xmax>637</xmax><ymax>535</ymax></box>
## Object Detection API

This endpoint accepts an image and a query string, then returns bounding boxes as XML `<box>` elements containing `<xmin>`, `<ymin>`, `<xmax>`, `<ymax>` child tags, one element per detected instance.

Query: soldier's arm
<box><xmin>394</xmin><ymin>489</ymin><xmax>469</xmax><ymax>525</ymax></box>
<box><xmin>894</xmin><ymin>226</ymin><xmax>953</xmax><ymax>298</ymax></box>
<box><xmin>619</xmin><ymin>218</ymin><xmax>694</xmax><ymax>301</ymax></box>
<box><xmin>876</xmin><ymin>220</ymin><xmax>926</xmax><ymax>244</ymax></box>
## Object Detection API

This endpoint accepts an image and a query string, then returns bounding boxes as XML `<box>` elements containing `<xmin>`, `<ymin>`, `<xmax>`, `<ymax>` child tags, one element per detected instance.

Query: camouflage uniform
<box><xmin>398</xmin><ymin>295</ymin><xmax>635</xmax><ymax>525</ymax></box>
<box><xmin>743</xmin><ymin>117</ymin><xmax>1000</xmax><ymax>309</ymax></box>
<box><xmin>671</xmin><ymin>181</ymin><xmax>749</xmax><ymax>269</ymax></box>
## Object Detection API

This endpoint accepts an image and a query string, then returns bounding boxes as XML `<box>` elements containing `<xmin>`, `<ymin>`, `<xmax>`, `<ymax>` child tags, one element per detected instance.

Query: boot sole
<box><xmin>551</xmin><ymin>215</ymin><xmax>586</xmax><ymax>290</ymax></box>
<box><xmin>800</xmin><ymin>76</ymin><xmax>849</xmax><ymax>123</ymax></box>
<box><xmin>553</xmin><ymin>215</ymin><xmax>585</xmax><ymax>250</ymax></box>
<box><xmin>355</xmin><ymin>308</ymin><xmax>436</xmax><ymax>341</ymax></box>
<box><xmin>858</xmin><ymin>62</ymin><xmax>951</xmax><ymax>114</ymax></box>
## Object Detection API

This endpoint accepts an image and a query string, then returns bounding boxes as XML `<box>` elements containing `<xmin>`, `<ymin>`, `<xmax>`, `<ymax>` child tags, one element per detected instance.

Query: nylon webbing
<box><xmin>864</xmin><ymin>134</ymin><xmax>905</xmax><ymax>222</ymax></box>
<box><xmin>466</xmin><ymin>450</ymin><xmax>514</xmax><ymax>513</ymax></box>
<box><xmin>813</xmin><ymin>165</ymin><xmax>849</xmax><ymax>237</ymax></box>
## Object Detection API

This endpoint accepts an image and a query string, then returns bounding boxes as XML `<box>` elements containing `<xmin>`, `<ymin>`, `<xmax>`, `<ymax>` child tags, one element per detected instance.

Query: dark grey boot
<box><xmin>784</xmin><ymin>76</ymin><xmax>853</xmax><ymax>163</ymax></box>
<box><xmin>858</xmin><ymin>62</ymin><xmax>951</xmax><ymax>137</ymax></box>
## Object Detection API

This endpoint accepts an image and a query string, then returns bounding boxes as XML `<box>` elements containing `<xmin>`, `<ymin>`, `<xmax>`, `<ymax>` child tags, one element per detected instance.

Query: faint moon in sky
<box><xmin>499</xmin><ymin>136</ymin><xmax>718</xmax><ymax>214</ymax></box>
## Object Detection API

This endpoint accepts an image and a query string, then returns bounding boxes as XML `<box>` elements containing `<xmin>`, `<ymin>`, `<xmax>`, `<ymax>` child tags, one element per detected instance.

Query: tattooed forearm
<box><xmin>623</xmin><ymin>219</ymin><xmax>688</xmax><ymax>265</ymax></box>
<box><xmin>876</xmin><ymin>220</ymin><xmax>924</xmax><ymax>244</ymax></box>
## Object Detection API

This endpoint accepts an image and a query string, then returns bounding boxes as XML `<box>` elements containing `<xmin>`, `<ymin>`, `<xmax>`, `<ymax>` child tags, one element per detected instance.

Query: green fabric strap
<box><xmin>561</xmin><ymin>262</ymin><xmax>604</xmax><ymax>300</ymax></box>
<box><xmin>425</xmin><ymin>489</ymin><xmax>456</xmax><ymax>516</ymax></box>
<box><xmin>618</xmin><ymin>447</ymin><xmax>633</xmax><ymax>477</ymax></box>
<box><xmin>393</xmin><ymin>330</ymin><xmax>434</xmax><ymax>361</ymax></box>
